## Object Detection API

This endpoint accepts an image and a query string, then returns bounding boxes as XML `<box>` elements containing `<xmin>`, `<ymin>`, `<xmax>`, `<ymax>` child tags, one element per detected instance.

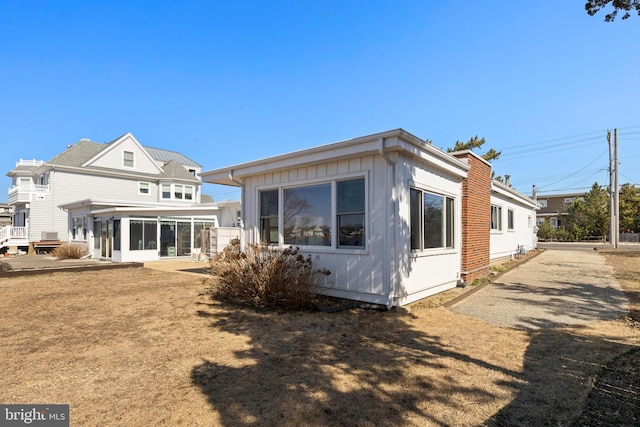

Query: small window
<box><xmin>528</xmin><ymin>216</ymin><xmax>532</xmax><ymax>228</ymax></box>
<box><xmin>123</xmin><ymin>151</ymin><xmax>134</xmax><ymax>168</ymax></box>
<box><xmin>507</xmin><ymin>209</ymin><xmax>514</xmax><ymax>230</ymax></box>
<box><xmin>184</xmin><ymin>186</ymin><xmax>193</xmax><ymax>200</ymax></box>
<box><xmin>161</xmin><ymin>184</ymin><xmax>171</xmax><ymax>199</ymax></box>
<box><xmin>260</xmin><ymin>190</ymin><xmax>279</xmax><ymax>244</ymax></box>
<box><xmin>174</xmin><ymin>185</ymin><xmax>183</xmax><ymax>199</ymax></box>
<box><xmin>491</xmin><ymin>205</ymin><xmax>502</xmax><ymax>231</ymax></box>
<box><xmin>139</xmin><ymin>182</ymin><xmax>150</xmax><ymax>194</ymax></box>
<box><xmin>538</xmin><ymin>199</ymin><xmax>547</xmax><ymax>208</ymax></box>
<box><xmin>337</xmin><ymin>178</ymin><xmax>365</xmax><ymax>248</ymax></box>
<box><xmin>564</xmin><ymin>198</ymin><xmax>572</xmax><ymax>204</ymax></box>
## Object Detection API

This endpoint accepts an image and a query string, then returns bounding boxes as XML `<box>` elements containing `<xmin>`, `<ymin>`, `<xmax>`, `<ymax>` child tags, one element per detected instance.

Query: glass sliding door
<box><xmin>160</xmin><ymin>221</ymin><xmax>176</xmax><ymax>257</ymax></box>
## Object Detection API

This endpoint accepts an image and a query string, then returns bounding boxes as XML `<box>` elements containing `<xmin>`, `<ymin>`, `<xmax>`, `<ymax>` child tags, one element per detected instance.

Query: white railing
<box><xmin>15</xmin><ymin>159</ymin><xmax>44</xmax><ymax>168</ymax></box>
<box><xmin>0</xmin><ymin>226</ymin><xmax>28</xmax><ymax>243</ymax></box>
<box><xmin>8</xmin><ymin>184</ymin><xmax>50</xmax><ymax>194</ymax></box>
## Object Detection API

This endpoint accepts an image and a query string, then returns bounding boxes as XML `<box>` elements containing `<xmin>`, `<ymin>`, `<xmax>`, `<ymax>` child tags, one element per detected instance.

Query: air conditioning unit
<box><xmin>41</xmin><ymin>231</ymin><xmax>58</xmax><ymax>241</ymax></box>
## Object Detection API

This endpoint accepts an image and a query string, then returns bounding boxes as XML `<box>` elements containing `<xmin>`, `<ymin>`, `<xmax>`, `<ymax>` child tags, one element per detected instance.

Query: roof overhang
<box><xmin>58</xmin><ymin>198</ymin><xmax>217</xmax><ymax>213</ymax></box>
<box><xmin>200</xmin><ymin>129</ymin><xmax>469</xmax><ymax>186</ymax></box>
<box><xmin>492</xmin><ymin>180</ymin><xmax>539</xmax><ymax>209</ymax></box>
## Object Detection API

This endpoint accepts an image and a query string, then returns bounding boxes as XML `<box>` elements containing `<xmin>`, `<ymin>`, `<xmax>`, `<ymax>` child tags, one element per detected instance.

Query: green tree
<box><xmin>567</xmin><ymin>182</ymin><xmax>610</xmax><ymax>240</ymax></box>
<box><xmin>447</xmin><ymin>135</ymin><xmax>501</xmax><ymax>162</ymax></box>
<box><xmin>586</xmin><ymin>0</ymin><xmax>640</xmax><ymax>21</ymax></box>
<box><xmin>619</xmin><ymin>183</ymin><xmax>640</xmax><ymax>232</ymax></box>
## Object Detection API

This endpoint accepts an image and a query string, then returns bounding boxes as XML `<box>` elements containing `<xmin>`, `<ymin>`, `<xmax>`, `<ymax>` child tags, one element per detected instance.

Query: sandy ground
<box><xmin>0</xmin><ymin>251</ymin><xmax>638</xmax><ymax>426</ymax></box>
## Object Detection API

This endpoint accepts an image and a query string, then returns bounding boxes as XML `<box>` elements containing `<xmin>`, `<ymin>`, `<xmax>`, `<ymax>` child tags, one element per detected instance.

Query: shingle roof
<box><xmin>39</xmin><ymin>138</ymin><xmax>200</xmax><ymax>183</ymax></box>
<box><xmin>47</xmin><ymin>140</ymin><xmax>106</xmax><ymax>167</ymax></box>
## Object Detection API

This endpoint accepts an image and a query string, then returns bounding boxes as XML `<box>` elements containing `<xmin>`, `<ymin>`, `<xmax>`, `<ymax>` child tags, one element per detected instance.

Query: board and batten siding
<box><xmin>395</xmin><ymin>152</ymin><xmax>463</xmax><ymax>305</ymax></box>
<box><xmin>243</xmin><ymin>154</ymin><xmax>391</xmax><ymax>304</ymax></box>
<box><xmin>242</xmin><ymin>151</ymin><xmax>464</xmax><ymax>306</ymax></box>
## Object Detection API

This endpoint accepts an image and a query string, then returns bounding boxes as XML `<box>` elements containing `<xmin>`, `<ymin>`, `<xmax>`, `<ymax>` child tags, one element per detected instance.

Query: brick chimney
<box><xmin>452</xmin><ymin>151</ymin><xmax>491</xmax><ymax>284</ymax></box>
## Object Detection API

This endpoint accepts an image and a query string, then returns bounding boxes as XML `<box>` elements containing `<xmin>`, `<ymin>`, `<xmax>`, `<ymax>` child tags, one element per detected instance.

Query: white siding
<box><xmin>86</xmin><ymin>135</ymin><xmax>161</xmax><ymax>174</ymax></box>
<box><xmin>242</xmin><ymin>151</ymin><xmax>464</xmax><ymax>306</ymax></box>
<box><xmin>490</xmin><ymin>192</ymin><xmax>537</xmax><ymax>260</ymax></box>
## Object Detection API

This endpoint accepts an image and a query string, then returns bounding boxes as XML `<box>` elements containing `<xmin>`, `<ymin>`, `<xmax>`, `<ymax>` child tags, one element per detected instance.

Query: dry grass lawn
<box><xmin>0</xmin><ymin>251</ymin><xmax>639</xmax><ymax>426</ymax></box>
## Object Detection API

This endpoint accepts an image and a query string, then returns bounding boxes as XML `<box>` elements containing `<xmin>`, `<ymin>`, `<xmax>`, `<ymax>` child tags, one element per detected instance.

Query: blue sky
<box><xmin>2</xmin><ymin>1</ymin><xmax>639</xmax><ymax>203</ymax></box>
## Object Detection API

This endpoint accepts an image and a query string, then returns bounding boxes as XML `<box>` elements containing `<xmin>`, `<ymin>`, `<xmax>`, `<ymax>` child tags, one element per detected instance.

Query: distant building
<box><xmin>536</xmin><ymin>192</ymin><xmax>584</xmax><ymax>229</ymax></box>
<box><xmin>0</xmin><ymin>203</ymin><xmax>12</xmax><ymax>226</ymax></box>
<box><xmin>3</xmin><ymin>133</ymin><xmax>240</xmax><ymax>260</ymax></box>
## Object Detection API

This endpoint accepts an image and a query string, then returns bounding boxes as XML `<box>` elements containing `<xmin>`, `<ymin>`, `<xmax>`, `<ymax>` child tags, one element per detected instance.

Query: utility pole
<box><xmin>608</xmin><ymin>130</ymin><xmax>614</xmax><ymax>245</ymax></box>
<box><xmin>614</xmin><ymin>128</ymin><xmax>620</xmax><ymax>249</ymax></box>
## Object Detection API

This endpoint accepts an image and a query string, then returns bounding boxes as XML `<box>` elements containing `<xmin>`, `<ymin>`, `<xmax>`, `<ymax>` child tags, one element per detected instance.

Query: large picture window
<box><xmin>284</xmin><ymin>184</ymin><xmax>331</xmax><ymax>246</ymax></box>
<box><xmin>258</xmin><ymin>177</ymin><xmax>366</xmax><ymax>249</ymax></box>
<box><xmin>410</xmin><ymin>188</ymin><xmax>455</xmax><ymax>251</ymax></box>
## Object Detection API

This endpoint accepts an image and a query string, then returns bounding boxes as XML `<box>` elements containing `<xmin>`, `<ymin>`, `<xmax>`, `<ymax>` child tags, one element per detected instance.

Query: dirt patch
<box><xmin>0</xmin><ymin>252</ymin><xmax>638</xmax><ymax>426</ymax></box>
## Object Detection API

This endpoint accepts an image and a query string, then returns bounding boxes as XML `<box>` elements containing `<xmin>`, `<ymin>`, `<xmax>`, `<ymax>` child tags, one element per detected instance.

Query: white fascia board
<box><xmin>492</xmin><ymin>181</ymin><xmax>538</xmax><ymax>209</ymax></box>
<box><xmin>386</xmin><ymin>138</ymin><xmax>469</xmax><ymax>179</ymax></box>
<box><xmin>59</xmin><ymin>198</ymin><xmax>215</xmax><ymax>211</ymax></box>
<box><xmin>90</xmin><ymin>206</ymin><xmax>218</xmax><ymax>216</ymax></box>
<box><xmin>201</xmin><ymin>128</ymin><xmax>469</xmax><ymax>185</ymax></box>
<box><xmin>49</xmin><ymin>164</ymin><xmax>197</xmax><ymax>184</ymax></box>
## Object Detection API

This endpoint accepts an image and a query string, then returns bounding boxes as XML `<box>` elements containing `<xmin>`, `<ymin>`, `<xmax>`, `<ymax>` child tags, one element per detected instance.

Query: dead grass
<box><xmin>0</xmin><ymin>250</ymin><xmax>638</xmax><ymax>426</ymax></box>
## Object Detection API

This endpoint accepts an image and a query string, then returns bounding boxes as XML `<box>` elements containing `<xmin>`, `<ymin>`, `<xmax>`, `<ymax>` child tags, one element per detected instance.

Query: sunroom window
<box><xmin>410</xmin><ymin>188</ymin><xmax>455</xmax><ymax>251</ymax></box>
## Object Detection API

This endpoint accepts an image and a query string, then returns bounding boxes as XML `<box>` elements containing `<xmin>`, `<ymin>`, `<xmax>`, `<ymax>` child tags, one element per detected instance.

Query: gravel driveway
<box><xmin>449</xmin><ymin>249</ymin><xmax>629</xmax><ymax>330</ymax></box>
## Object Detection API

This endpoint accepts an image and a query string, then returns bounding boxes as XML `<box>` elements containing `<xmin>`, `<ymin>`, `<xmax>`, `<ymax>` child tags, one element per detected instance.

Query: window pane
<box><xmin>508</xmin><ymin>209</ymin><xmax>514</xmax><ymax>230</ymax></box>
<box><xmin>113</xmin><ymin>220</ymin><xmax>121</xmax><ymax>250</ymax></box>
<box><xmin>94</xmin><ymin>220</ymin><xmax>101</xmax><ymax>249</ymax></box>
<box><xmin>139</xmin><ymin>182</ymin><xmax>149</xmax><ymax>194</ymax></box>
<box><xmin>130</xmin><ymin>220</ymin><xmax>143</xmax><ymax>250</ymax></box>
<box><xmin>410</xmin><ymin>188</ymin><xmax>422</xmax><ymax>250</ymax></box>
<box><xmin>162</xmin><ymin>184</ymin><xmax>171</xmax><ymax>199</ymax></box>
<box><xmin>124</xmin><ymin>151</ymin><xmax>134</xmax><ymax>167</ymax></box>
<box><xmin>174</xmin><ymin>185</ymin><xmax>183</xmax><ymax>199</ymax></box>
<box><xmin>194</xmin><ymin>222</ymin><xmax>205</xmax><ymax>249</ymax></box>
<box><xmin>284</xmin><ymin>184</ymin><xmax>331</xmax><ymax>246</ymax></box>
<box><xmin>446</xmin><ymin>197</ymin><xmax>454</xmax><ymax>248</ymax></box>
<box><xmin>260</xmin><ymin>190</ymin><xmax>279</xmax><ymax>244</ymax></box>
<box><xmin>338</xmin><ymin>213</ymin><xmax>365</xmax><ymax>247</ymax></box>
<box><xmin>337</xmin><ymin>179</ymin><xmax>365</xmax><ymax>213</ymax></box>
<box><xmin>185</xmin><ymin>186</ymin><xmax>193</xmax><ymax>200</ymax></box>
<box><xmin>260</xmin><ymin>190</ymin><xmax>278</xmax><ymax>216</ymax></box>
<box><xmin>423</xmin><ymin>193</ymin><xmax>443</xmax><ymax>249</ymax></box>
<box><xmin>144</xmin><ymin>221</ymin><xmax>157</xmax><ymax>249</ymax></box>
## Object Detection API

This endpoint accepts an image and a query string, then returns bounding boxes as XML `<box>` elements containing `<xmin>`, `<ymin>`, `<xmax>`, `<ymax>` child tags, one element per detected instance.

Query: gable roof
<box><xmin>29</xmin><ymin>134</ymin><xmax>200</xmax><ymax>184</ymax></box>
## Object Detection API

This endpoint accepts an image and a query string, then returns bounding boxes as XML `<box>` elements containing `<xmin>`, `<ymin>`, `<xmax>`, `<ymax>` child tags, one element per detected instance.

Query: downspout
<box><xmin>228</xmin><ymin>170</ymin><xmax>246</xmax><ymax>249</ymax></box>
<box><xmin>379</xmin><ymin>138</ymin><xmax>396</xmax><ymax>309</ymax></box>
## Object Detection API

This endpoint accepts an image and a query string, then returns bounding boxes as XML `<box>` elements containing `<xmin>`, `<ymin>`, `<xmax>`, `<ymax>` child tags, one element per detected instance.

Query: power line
<box><xmin>535</xmin><ymin>150</ymin><xmax>608</xmax><ymax>190</ymax></box>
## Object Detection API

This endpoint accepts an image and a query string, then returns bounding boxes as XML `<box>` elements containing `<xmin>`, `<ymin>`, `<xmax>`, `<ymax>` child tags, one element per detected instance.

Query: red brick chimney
<box><xmin>452</xmin><ymin>151</ymin><xmax>491</xmax><ymax>284</ymax></box>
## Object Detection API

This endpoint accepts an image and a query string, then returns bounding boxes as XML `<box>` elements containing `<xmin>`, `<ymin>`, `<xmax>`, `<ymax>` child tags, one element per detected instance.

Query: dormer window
<box><xmin>123</xmin><ymin>151</ymin><xmax>134</xmax><ymax>168</ymax></box>
<box><xmin>185</xmin><ymin>186</ymin><xmax>193</xmax><ymax>200</ymax></box>
<box><xmin>174</xmin><ymin>185</ymin><xmax>183</xmax><ymax>199</ymax></box>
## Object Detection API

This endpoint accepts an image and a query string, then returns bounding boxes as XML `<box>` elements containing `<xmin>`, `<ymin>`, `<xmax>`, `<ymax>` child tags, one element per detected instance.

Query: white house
<box><xmin>4</xmin><ymin>133</ymin><xmax>238</xmax><ymax>261</ymax></box>
<box><xmin>201</xmin><ymin>129</ymin><xmax>538</xmax><ymax>307</ymax></box>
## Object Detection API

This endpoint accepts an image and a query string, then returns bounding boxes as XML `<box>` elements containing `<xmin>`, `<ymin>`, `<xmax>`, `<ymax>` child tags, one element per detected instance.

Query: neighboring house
<box><xmin>201</xmin><ymin>129</ymin><xmax>537</xmax><ymax>307</ymax></box>
<box><xmin>0</xmin><ymin>203</ymin><xmax>11</xmax><ymax>226</ymax></box>
<box><xmin>4</xmin><ymin>133</ymin><xmax>237</xmax><ymax>261</ymax></box>
<box><xmin>535</xmin><ymin>192</ymin><xmax>584</xmax><ymax>228</ymax></box>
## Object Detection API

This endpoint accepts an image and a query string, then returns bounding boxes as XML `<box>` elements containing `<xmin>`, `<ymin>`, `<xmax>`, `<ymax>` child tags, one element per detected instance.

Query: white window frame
<box><xmin>491</xmin><ymin>205</ymin><xmax>503</xmax><ymax>231</ymax></box>
<box><xmin>507</xmin><ymin>209</ymin><xmax>514</xmax><ymax>231</ymax></box>
<box><xmin>256</xmin><ymin>174</ymin><xmax>367</xmax><ymax>252</ymax></box>
<box><xmin>161</xmin><ymin>184</ymin><xmax>171</xmax><ymax>199</ymax></box>
<box><xmin>410</xmin><ymin>187</ymin><xmax>455</xmax><ymax>252</ymax></box>
<box><xmin>139</xmin><ymin>182</ymin><xmax>150</xmax><ymax>195</ymax></box>
<box><xmin>123</xmin><ymin>151</ymin><xmax>134</xmax><ymax>168</ymax></box>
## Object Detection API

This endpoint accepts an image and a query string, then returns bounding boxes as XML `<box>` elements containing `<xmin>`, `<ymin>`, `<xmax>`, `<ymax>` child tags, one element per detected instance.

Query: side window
<box><xmin>337</xmin><ymin>178</ymin><xmax>365</xmax><ymax>248</ymax></box>
<box><xmin>411</xmin><ymin>188</ymin><xmax>455</xmax><ymax>251</ymax></box>
<box><xmin>259</xmin><ymin>190</ymin><xmax>279</xmax><ymax>244</ymax></box>
<box><xmin>491</xmin><ymin>205</ymin><xmax>502</xmax><ymax>231</ymax></box>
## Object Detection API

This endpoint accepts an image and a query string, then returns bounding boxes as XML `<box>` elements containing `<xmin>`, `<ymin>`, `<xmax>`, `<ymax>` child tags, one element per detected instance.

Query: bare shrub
<box><xmin>53</xmin><ymin>243</ymin><xmax>89</xmax><ymax>260</ymax></box>
<box><xmin>0</xmin><ymin>261</ymin><xmax>12</xmax><ymax>272</ymax></box>
<box><xmin>208</xmin><ymin>242</ymin><xmax>330</xmax><ymax>310</ymax></box>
